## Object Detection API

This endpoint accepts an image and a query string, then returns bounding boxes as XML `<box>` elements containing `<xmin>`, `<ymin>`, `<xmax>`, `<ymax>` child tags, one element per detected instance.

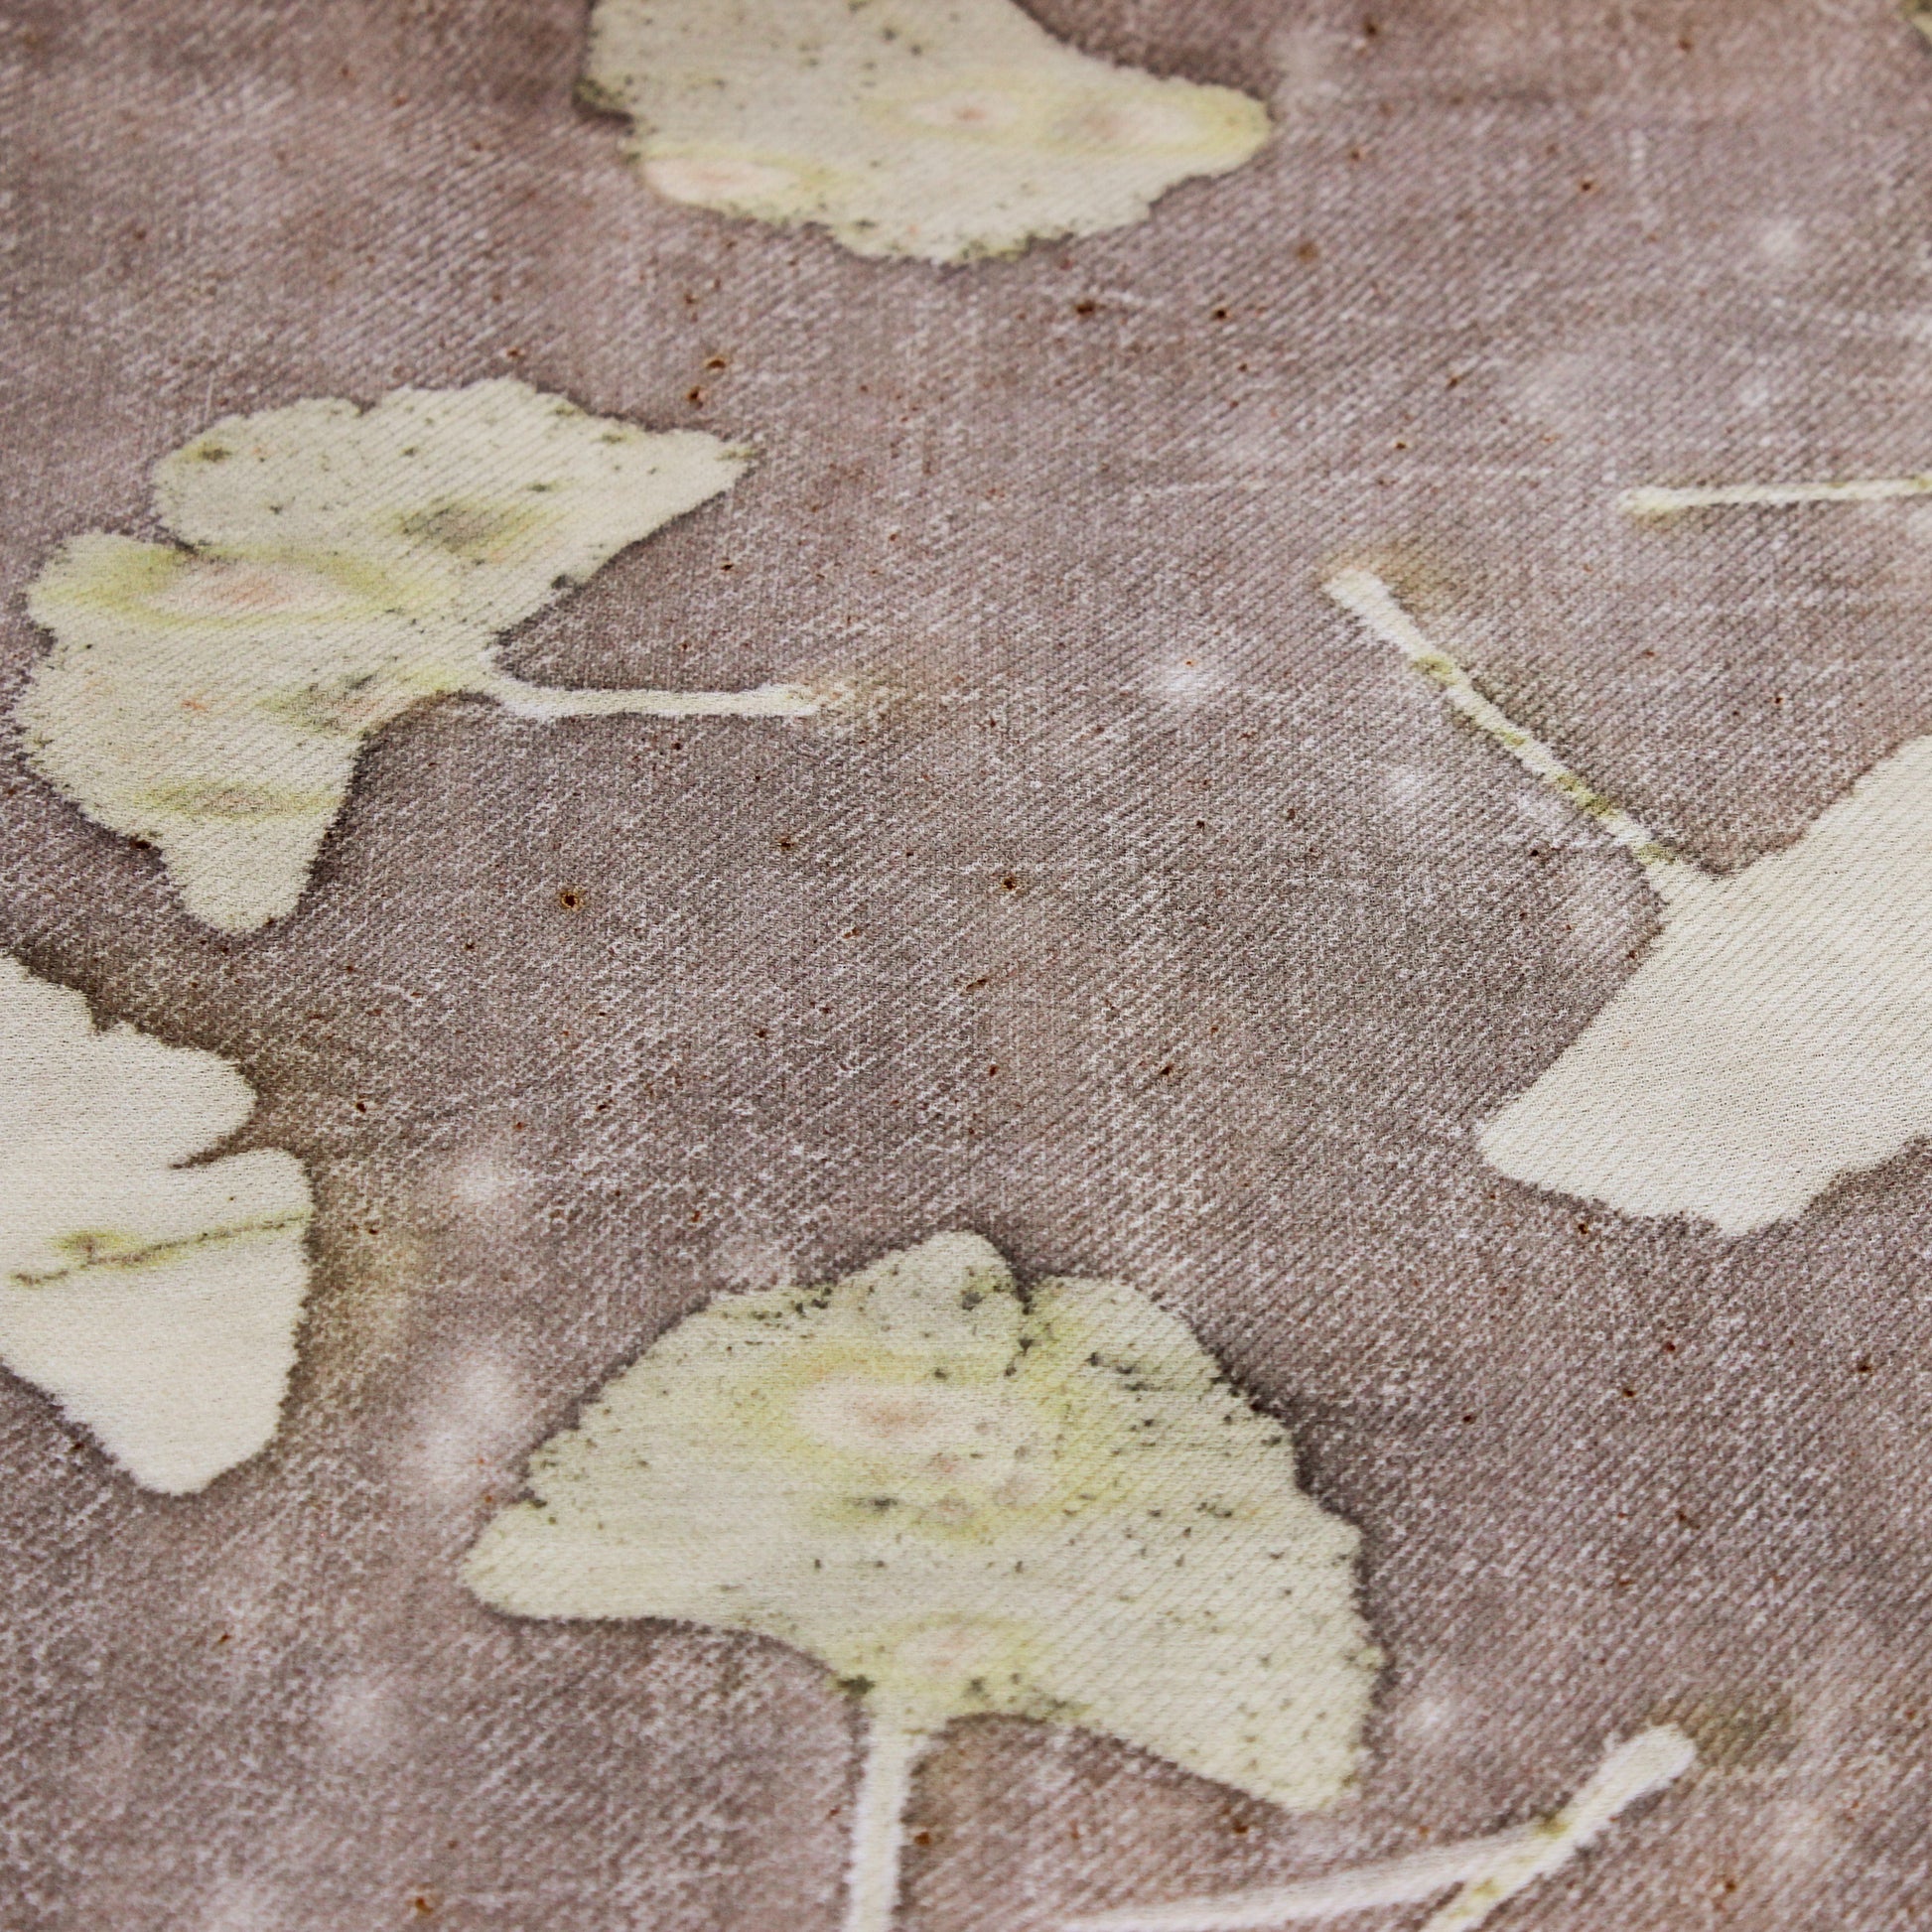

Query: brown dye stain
<box><xmin>1649</xmin><ymin>1691</ymin><xmax>1793</xmax><ymax>1773</ymax></box>
<box><xmin>1321</xmin><ymin>542</ymin><xmax>1467</xmax><ymax>620</ymax></box>
<box><xmin>296</xmin><ymin>1221</ymin><xmax>421</xmax><ymax>1403</ymax></box>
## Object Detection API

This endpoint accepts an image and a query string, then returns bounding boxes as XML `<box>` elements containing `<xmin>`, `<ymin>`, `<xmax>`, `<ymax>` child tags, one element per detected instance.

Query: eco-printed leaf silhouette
<box><xmin>1326</xmin><ymin>567</ymin><xmax>1932</xmax><ymax>1235</ymax></box>
<box><xmin>0</xmin><ymin>953</ymin><xmax>312</xmax><ymax>1492</ymax></box>
<box><xmin>17</xmin><ymin>379</ymin><xmax>827</xmax><ymax>933</ymax></box>
<box><xmin>1065</xmin><ymin>1724</ymin><xmax>1695</xmax><ymax>1931</ymax></box>
<box><xmin>581</xmin><ymin>0</ymin><xmax>1271</xmax><ymax>264</ymax></box>
<box><xmin>466</xmin><ymin>1233</ymin><xmax>1378</xmax><ymax>1932</ymax></box>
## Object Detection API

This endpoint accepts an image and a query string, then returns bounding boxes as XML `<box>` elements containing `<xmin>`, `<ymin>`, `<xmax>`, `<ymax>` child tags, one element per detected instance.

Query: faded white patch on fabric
<box><xmin>1327</xmin><ymin>570</ymin><xmax>1932</xmax><ymax>1235</ymax></box>
<box><xmin>412</xmin><ymin>1350</ymin><xmax>530</xmax><ymax>1500</ymax></box>
<box><xmin>18</xmin><ymin>379</ymin><xmax>825</xmax><ymax>932</ymax></box>
<box><xmin>582</xmin><ymin>0</ymin><xmax>1271</xmax><ymax>264</ymax></box>
<box><xmin>448</xmin><ymin>1151</ymin><xmax>524</xmax><ymax>1216</ymax></box>
<box><xmin>441</xmin><ymin>1139</ymin><xmax>542</xmax><ymax>1234</ymax></box>
<box><xmin>1753</xmin><ymin>216</ymin><xmax>1806</xmax><ymax>265</ymax></box>
<box><xmin>1509</xmin><ymin>349</ymin><xmax>1606</xmax><ymax>440</ymax></box>
<box><xmin>200</xmin><ymin>1877</ymin><xmax>287</xmax><ymax>1932</ymax></box>
<box><xmin>467</xmin><ymin>1232</ymin><xmax>1377</xmax><ymax>1932</ymax></box>
<box><xmin>1069</xmin><ymin>1725</ymin><xmax>1695</xmax><ymax>1930</ymax></box>
<box><xmin>317</xmin><ymin>1672</ymin><xmax>407</xmax><ymax>1764</ymax></box>
<box><xmin>1149</xmin><ymin>652</ymin><xmax>1232</xmax><ymax>705</ymax></box>
<box><xmin>0</xmin><ymin>953</ymin><xmax>312</xmax><ymax>1493</ymax></box>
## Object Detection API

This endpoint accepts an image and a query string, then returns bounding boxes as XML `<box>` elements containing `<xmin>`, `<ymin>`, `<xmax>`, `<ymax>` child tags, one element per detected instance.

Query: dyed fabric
<box><xmin>1</xmin><ymin>4</ymin><xmax>1927</xmax><ymax>1929</ymax></box>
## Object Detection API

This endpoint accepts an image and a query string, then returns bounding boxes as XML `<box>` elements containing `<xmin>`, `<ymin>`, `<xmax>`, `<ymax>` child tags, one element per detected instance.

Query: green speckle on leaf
<box><xmin>466</xmin><ymin>1232</ymin><xmax>1375</xmax><ymax>1806</ymax></box>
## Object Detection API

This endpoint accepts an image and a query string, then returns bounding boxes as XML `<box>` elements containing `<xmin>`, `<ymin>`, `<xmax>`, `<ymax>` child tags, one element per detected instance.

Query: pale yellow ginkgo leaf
<box><xmin>583</xmin><ymin>0</ymin><xmax>1272</xmax><ymax>264</ymax></box>
<box><xmin>467</xmin><ymin>1232</ymin><xmax>1378</xmax><ymax>1932</ymax></box>
<box><xmin>1327</xmin><ymin>568</ymin><xmax>1932</xmax><ymax>1237</ymax></box>
<box><xmin>0</xmin><ymin>953</ymin><xmax>313</xmax><ymax>1493</ymax></box>
<box><xmin>17</xmin><ymin>379</ymin><xmax>825</xmax><ymax>934</ymax></box>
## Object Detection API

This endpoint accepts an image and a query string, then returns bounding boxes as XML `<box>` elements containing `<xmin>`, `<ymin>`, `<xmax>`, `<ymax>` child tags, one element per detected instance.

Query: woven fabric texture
<box><xmin>1</xmin><ymin>3</ymin><xmax>1928</xmax><ymax>1928</ymax></box>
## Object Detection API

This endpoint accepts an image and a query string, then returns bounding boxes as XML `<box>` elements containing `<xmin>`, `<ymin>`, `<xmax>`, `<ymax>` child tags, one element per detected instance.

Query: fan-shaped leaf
<box><xmin>1327</xmin><ymin>569</ymin><xmax>1932</xmax><ymax>1236</ymax></box>
<box><xmin>0</xmin><ymin>955</ymin><xmax>312</xmax><ymax>1492</ymax></box>
<box><xmin>585</xmin><ymin>0</ymin><xmax>1271</xmax><ymax>263</ymax></box>
<box><xmin>19</xmin><ymin>380</ymin><xmax>819</xmax><ymax>932</ymax></box>
<box><xmin>468</xmin><ymin>1233</ymin><xmax>1377</xmax><ymax>1929</ymax></box>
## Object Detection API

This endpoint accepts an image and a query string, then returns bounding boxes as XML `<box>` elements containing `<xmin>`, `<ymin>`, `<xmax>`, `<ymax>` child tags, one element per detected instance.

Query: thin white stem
<box><xmin>1420</xmin><ymin>1725</ymin><xmax>1696</xmax><ymax>1929</ymax></box>
<box><xmin>841</xmin><ymin>1712</ymin><xmax>935</xmax><ymax>1932</ymax></box>
<box><xmin>475</xmin><ymin>670</ymin><xmax>822</xmax><ymax>721</ymax></box>
<box><xmin>1322</xmin><ymin>569</ymin><xmax>1707</xmax><ymax>903</ymax></box>
<box><xmin>1062</xmin><ymin>1830</ymin><xmax>1542</xmax><ymax>1930</ymax></box>
<box><xmin>1064</xmin><ymin>1726</ymin><xmax>1695</xmax><ymax>1932</ymax></box>
<box><xmin>1618</xmin><ymin>475</ymin><xmax>1932</xmax><ymax>517</ymax></box>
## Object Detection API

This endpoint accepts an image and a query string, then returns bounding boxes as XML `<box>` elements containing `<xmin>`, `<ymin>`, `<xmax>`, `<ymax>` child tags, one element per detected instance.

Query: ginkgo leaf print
<box><xmin>466</xmin><ymin>1233</ymin><xmax>1379</xmax><ymax>1932</ymax></box>
<box><xmin>0</xmin><ymin>953</ymin><xmax>312</xmax><ymax>1493</ymax></box>
<box><xmin>582</xmin><ymin>0</ymin><xmax>1272</xmax><ymax>264</ymax></box>
<box><xmin>1326</xmin><ymin>568</ymin><xmax>1932</xmax><ymax>1236</ymax></box>
<box><xmin>17</xmin><ymin>379</ymin><xmax>827</xmax><ymax>933</ymax></box>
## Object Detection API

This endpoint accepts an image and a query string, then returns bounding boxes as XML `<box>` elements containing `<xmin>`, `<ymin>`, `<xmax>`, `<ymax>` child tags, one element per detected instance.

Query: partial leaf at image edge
<box><xmin>0</xmin><ymin>953</ymin><xmax>313</xmax><ymax>1493</ymax></box>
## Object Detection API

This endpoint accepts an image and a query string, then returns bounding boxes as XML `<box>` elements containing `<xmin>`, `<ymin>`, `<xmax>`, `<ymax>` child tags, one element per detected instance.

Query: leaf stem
<box><xmin>1063</xmin><ymin>1725</ymin><xmax>1695</xmax><ymax>1932</ymax></box>
<box><xmin>841</xmin><ymin>1712</ymin><xmax>934</xmax><ymax>1932</ymax></box>
<box><xmin>8</xmin><ymin>1207</ymin><xmax>312</xmax><ymax>1288</ymax></box>
<box><xmin>1064</xmin><ymin>1829</ymin><xmax>1541</xmax><ymax>1929</ymax></box>
<box><xmin>1322</xmin><ymin>569</ymin><xmax>1707</xmax><ymax>904</ymax></box>
<box><xmin>1617</xmin><ymin>475</ymin><xmax>1932</xmax><ymax>517</ymax></box>
<box><xmin>474</xmin><ymin>671</ymin><xmax>822</xmax><ymax>720</ymax></box>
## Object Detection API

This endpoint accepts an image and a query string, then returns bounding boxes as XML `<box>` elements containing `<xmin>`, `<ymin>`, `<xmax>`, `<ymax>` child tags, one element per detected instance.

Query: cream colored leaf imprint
<box><xmin>466</xmin><ymin>1233</ymin><xmax>1377</xmax><ymax>1932</ymax></box>
<box><xmin>1327</xmin><ymin>568</ymin><xmax>1932</xmax><ymax>1236</ymax></box>
<box><xmin>0</xmin><ymin>954</ymin><xmax>312</xmax><ymax>1493</ymax></box>
<box><xmin>583</xmin><ymin>0</ymin><xmax>1271</xmax><ymax>264</ymax></box>
<box><xmin>18</xmin><ymin>379</ymin><xmax>823</xmax><ymax>933</ymax></box>
<box><xmin>1067</xmin><ymin>1725</ymin><xmax>1695</xmax><ymax>1931</ymax></box>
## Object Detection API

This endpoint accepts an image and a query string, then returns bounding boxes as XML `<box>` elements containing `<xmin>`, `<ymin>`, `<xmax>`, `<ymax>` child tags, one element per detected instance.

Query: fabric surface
<box><xmin>2</xmin><ymin>2</ymin><xmax>1929</xmax><ymax>1927</ymax></box>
